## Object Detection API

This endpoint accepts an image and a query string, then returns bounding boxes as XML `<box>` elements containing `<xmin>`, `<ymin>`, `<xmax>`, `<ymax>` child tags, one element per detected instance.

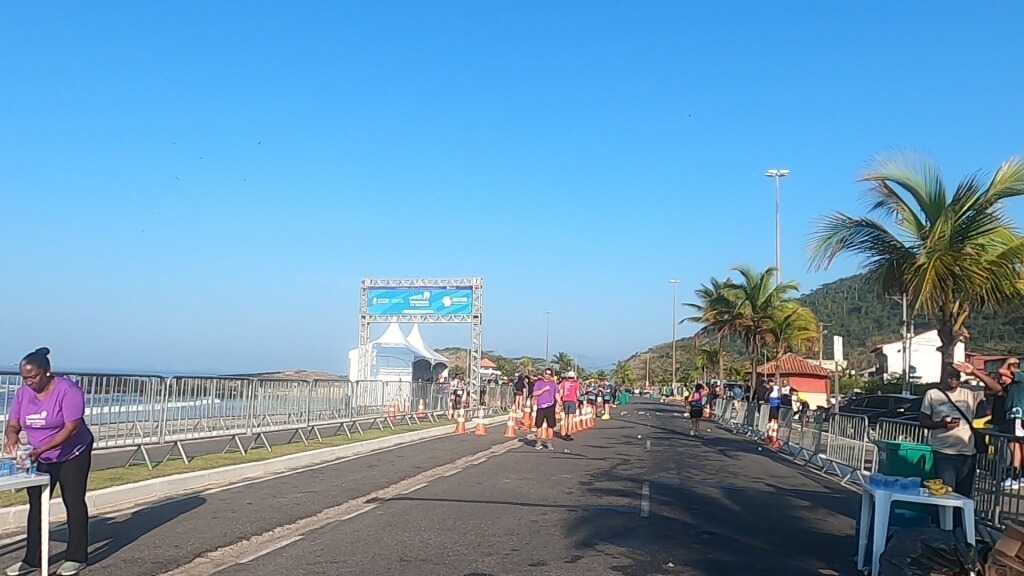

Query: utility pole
<box><xmin>818</xmin><ymin>323</ymin><xmax>831</xmax><ymax>362</ymax></box>
<box><xmin>646</xmin><ymin>354</ymin><xmax>651</xmax><ymax>386</ymax></box>
<box><xmin>545</xmin><ymin>311</ymin><xmax>551</xmax><ymax>367</ymax></box>
<box><xmin>670</xmin><ymin>279</ymin><xmax>680</xmax><ymax>387</ymax></box>
<box><xmin>901</xmin><ymin>293</ymin><xmax>914</xmax><ymax>395</ymax></box>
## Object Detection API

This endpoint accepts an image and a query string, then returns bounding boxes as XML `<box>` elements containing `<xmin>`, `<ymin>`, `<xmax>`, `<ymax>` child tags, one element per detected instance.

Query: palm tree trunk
<box><xmin>749</xmin><ymin>341</ymin><xmax>759</xmax><ymax>401</ymax></box>
<box><xmin>937</xmin><ymin>319</ymin><xmax>958</xmax><ymax>374</ymax></box>
<box><xmin>717</xmin><ymin>334</ymin><xmax>725</xmax><ymax>385</ymax></box>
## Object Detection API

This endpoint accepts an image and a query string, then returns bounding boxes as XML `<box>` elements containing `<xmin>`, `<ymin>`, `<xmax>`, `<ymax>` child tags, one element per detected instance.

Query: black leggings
<box><xmin>24</xmin><ymin>444</ymin><xmax>93</xmax><ymax>566</ymax></box>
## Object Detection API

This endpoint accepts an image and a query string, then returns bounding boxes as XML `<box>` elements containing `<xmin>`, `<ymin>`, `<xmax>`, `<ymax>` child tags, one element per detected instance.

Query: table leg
<box><xmin>41</xmin><ymin>481</ymin><xmax>50</xmax><ymax>576</ymax></box>
<box><xmin>963</xmin><ymin>502</ymin><xmax>976</xmax><ymax>545</ymax></box>
<box><xmin>856</xmin><ymin>491</ymin><xmax>871</xmax><ymax>571</ymax></box>
<box><xmin>871</xmin><ymin>493</ymin><xmax>890</xmax><ymax>576</ymax></box>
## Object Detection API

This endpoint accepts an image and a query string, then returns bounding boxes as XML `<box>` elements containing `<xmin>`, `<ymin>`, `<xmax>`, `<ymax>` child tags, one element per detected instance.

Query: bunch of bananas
<box><xmin>924</xmin><ymin>479</ymin><xmax>953</xmax><ymax>495</ymax></box>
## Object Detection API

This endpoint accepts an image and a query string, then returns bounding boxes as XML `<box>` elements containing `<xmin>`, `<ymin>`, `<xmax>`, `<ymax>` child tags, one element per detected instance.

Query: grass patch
<box><xmin>0</xmin><ymin>419</ymin><xmax>453</xmax><ymax>509</ymax></box>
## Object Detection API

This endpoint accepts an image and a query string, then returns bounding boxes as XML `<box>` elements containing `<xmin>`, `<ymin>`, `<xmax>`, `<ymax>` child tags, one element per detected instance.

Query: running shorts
<box><xmin>536</xmin><ymin>405</ymin><xmax>557</xmax><ymax>429</ymax></box>
<box><xmin>562</xmin><ymin>401</ymin><xmax>577</xmax><ymax>415</ymax></box>
<box><xmin>689</xmin><ymin>406</ymin><xmax>704</xmax><ymax>419</ymax></box>
<box><xmin>769</xmin><ymin>405</ymin><xmax>781</xmax><ymax>421</ymax></box>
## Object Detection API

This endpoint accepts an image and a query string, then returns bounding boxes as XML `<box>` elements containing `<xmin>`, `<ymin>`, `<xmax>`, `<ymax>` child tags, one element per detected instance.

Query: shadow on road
<box><xmin>564</xmin><ymin>403</ymin><xmax>860</xmax><ymax>576</ymax></box>
<box><xmin>0</xmin><ymin>495</ymin><xmax>206</xmax><ymax>568</ymax></box>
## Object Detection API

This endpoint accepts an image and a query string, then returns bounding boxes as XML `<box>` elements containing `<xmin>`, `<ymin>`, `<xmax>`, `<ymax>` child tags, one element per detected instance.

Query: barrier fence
<box><xmin>0</xmin><ymin>372</ymin><xmax>513</xmax><ymax>470</ymax></box>
<box><xmin>709</xmin><ymin>396</ymin><xmax>1024</xmax><ymax>532</ymax></box>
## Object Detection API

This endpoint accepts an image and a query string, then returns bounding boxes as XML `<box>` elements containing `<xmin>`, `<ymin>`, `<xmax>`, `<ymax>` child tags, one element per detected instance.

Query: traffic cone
<box><xmin>417</xmin><ymin>399</ymin><xmax>427</xmax><ymax>419</ymax></box>
<box><xmin>503</xmin><ymin>412</ymin><xmax>517</xmax><ymax>438</ymax></box>
<box><xmin>387</xmin><ymin>402</ymin><xmax>397</xmax><ymax>422</ymax></box>
<box><xmin>454</xmin><ymin>408</ymin><xmax>467</xmax><ymax>435</ymax></box>
<box><xmin>522</xmin><ymin>403</ymin><xmax>535</xmax><ymax>429</ymax></box>
<box><xmin>473</xmin><ymin>407</ymin><xmax>488</xmax><ymax>436</ymax></box>
<box><xmin>538</xmin><ymin>420</ymin><xmax>550</xmax><ymax>442</ymax></box>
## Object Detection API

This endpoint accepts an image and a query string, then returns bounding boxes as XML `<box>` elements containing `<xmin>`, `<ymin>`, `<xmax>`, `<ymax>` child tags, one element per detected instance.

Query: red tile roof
<box><xmin>481</xmin><ymin>358</ymin><xmax>497</xmax><ymax>369</ymax></box>
<box><xmin>755</xmin><ymin>353</ymin><xmax>832</xmax><ymax>377</ymax></box>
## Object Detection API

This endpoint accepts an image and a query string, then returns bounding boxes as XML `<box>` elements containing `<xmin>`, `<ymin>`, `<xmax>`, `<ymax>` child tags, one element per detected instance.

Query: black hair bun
<box><xmin>33</xmin><ymin>347</ymin><xmax>50</xmax><ymax>357</ymax></box>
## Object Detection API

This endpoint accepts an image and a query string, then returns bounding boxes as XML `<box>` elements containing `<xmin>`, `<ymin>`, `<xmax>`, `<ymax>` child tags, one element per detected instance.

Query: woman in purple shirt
<box><xmin>4</xmin><ymin>348</ymin><xmax>94</xmax><ymax>576</ymax></box>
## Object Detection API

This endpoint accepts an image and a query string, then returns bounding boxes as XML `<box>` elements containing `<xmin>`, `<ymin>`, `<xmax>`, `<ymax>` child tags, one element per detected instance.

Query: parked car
<box><xmin>838</xmin><ymin>394</ymin><xmax>920</xmax><ymax>425</ymax></box>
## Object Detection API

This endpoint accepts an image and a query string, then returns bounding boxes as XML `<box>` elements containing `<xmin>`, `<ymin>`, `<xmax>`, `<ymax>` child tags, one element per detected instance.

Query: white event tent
<box><xmin>347</xmin><ymin>323</ymin><xmax>449</xmax><ymax>382</ymax></box>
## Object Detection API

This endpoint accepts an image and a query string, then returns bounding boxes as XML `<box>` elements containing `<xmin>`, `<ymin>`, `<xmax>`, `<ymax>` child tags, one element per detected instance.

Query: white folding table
<box><xmin>1</xmin><ymin>473</ymin><xmax>51</xmax><ymax>576</ymax></box>
<box><xmin>856</xmin><ymin>483</ymin><xmax>975</xmax><ymax>576</ymax></box>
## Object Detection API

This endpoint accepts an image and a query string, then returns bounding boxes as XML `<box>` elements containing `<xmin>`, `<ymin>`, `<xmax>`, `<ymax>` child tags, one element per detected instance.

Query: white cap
<box><xmin>566</xmin><ymin>371</ymin><xmax>576</xmax><ymax>378</ymax></box>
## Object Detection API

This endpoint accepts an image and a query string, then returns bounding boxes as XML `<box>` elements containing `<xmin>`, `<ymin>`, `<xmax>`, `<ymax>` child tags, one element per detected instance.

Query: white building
<box><xmin>872</xmin><ymin>329</ymin><xmax>965</xmax><ymax>384</ymax></box>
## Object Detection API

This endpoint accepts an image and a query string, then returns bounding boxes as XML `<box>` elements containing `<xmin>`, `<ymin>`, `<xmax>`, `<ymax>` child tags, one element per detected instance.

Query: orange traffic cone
<box><xmin>503</xmin><ymin>412</ymin><xmax>517</xmax><ymax>438</ymax></box>
<box><xmin>473</xmin><ymin>407</ymin><xmax>488</xmax><ymax>436</ymax></box>
<box><xmin>387</xmin><ymin>402</ymin><xmax>397</xmax><ymax>422</ymax></box>
<box><xmin>454</xmin><ymin>408</ymin><xmax>467</xmax><ymax>435</ymax></box>
<box><xmin>417</xmin><ymin>399</ymin><xmax>427</xmax><ymax>419</ymax></box>
<box><xmin>522</xmin><ymin>403</ymin><xmax>534</xmax><ymax>429</ymax></box>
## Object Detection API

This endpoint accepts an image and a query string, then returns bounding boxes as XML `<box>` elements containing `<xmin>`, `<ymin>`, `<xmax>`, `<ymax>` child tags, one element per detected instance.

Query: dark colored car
<box><xmin>838</xmin><ymin>394</ymin><xmax>921</xmax><ymax>425</ymax></box>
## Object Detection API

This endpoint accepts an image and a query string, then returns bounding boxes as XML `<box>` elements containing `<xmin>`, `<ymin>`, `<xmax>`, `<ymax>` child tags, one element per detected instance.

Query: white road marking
<box><xmin>640</xmin><ymin>482</ymin><xmax>651</xmax><ymax>518</ymax></box>
<box><xmin>340</xmin><ymin>504</ymin><xmax>378</xmax><ymax>521</ymax></box>
<box><xmin>235</xmin><ymin>535</ymin><xmax>304</xmax><ymax>564</ymax></box>
<box><xmin>399</xmin><ymin>483</ymin><xmax>429</xmax><ymax>495</ymax></box>
<box><xmin>156</xmin><ymin>439</ymin><xmax>520</xmax><ymax>576</ymax></box>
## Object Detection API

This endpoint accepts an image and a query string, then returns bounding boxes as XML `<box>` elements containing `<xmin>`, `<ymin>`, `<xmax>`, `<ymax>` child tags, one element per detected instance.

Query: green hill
<box><xmin>619</xmin><ymin>272</ymin><xmax>1024</xmax><ymax>381</ymax></box>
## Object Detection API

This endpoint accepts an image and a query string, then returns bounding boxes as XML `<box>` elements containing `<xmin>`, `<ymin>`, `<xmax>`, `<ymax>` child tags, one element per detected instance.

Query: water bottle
<box><xmin>16</xmin><ymin>445</ymin><xmax>35</xmax><ymax>475</ymax></box>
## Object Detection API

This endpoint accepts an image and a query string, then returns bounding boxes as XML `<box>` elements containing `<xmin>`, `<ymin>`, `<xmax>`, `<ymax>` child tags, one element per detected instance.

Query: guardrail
<box><xmin>0</xmin><ymin>372</ymin><xmax>513</xmax><ymax>470</ymax></box>
<box><xmin>710</xmin><ymin>397</ymin><xmax>1024</xmax><ymax>532</ymax></box>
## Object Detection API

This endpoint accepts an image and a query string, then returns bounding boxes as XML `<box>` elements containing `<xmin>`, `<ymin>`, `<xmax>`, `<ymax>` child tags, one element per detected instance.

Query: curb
<box><xmin>0</xmin><ymin>414</ymin><xmax>508</xmax><ymax>532</ymax></box>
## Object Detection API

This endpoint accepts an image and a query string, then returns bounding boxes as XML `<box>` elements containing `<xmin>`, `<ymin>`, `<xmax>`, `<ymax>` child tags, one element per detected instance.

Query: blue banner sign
<box><xmin>367</xmin><ymin>288</ymin><xmax>473</xmax><ymax>316</ymax></box>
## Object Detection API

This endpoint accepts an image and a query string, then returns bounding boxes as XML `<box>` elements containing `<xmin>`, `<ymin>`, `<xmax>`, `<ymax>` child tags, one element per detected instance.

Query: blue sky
<box><xmin>2</xmin><ymin>2</ymin><xmax>1023</xmax><ymax>374</ymax></box>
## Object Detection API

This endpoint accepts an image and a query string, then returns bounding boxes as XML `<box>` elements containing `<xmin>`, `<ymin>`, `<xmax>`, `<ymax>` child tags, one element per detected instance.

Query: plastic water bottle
<box><xmin>16</xmin><ymin>446</ymin><xmax>35</xmax><ymax>475</ymax></box>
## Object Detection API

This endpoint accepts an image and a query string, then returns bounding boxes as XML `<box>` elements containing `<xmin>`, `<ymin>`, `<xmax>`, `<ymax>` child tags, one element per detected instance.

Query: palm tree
<box><xmin>696</xmin><ymin>345</ymin><xmax>723</xmax><ymax>383</ymax></box>
<box><xmin>683</xmin><ymin>277</ymin><xmax>739</xmax><ymax>387</ymax></box>
<box><xmin>518</xmin><ymin>357</ymin><xmax>535</xmax><ymax>375</ymax></box>
<box><xmin>592</xmin><ymin>369</ymin><xmax>609</xmax><ymax>381</ymax></box>
<box><xmin>725</xmin><ymin>265</ymin><xmax>800</xmax><ymax>398</ymax></box>
<box><xmin>765</xmin><ymin>301</ymin><xmax>820</xmax><ymax>359</ymax></box>
<box><xmin>612</xmin><ymin>360</ymin><xmax>634</xmax><ymax>386</ymax></box>
<box><xmin>809</xmin><ymin>154</ymin><xmax>1024</xmax><ymax>369</ymax></box>
<box><xmin>552</xmin><ymin>351</ymin><xmax>574</xmax><ymax>372</ymax></box>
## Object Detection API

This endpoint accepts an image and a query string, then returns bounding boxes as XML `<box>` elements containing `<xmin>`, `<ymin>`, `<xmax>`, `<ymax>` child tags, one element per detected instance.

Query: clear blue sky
<box><xmin>3</xmin><ymin>2</ymin><xmax>1023</xmax><ymax>374</ymax></box>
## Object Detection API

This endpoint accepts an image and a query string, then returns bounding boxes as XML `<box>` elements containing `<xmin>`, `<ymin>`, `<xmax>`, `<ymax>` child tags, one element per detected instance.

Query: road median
<box><xmin>0</xmin><ymin>415</ymin><xmax>507</xmax><ymax>534</ymax></box>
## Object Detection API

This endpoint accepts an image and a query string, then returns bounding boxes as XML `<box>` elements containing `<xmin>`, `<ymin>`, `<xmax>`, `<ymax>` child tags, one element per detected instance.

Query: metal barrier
<box><xmin>1</xmin><ymin>372</ymin><xmax>512</xmax><ymax>470</ymax></box>
<box><xmin>709</xmin><ymin>398</ymin><xmax>1024</xmax><ymax>532</ymax></box>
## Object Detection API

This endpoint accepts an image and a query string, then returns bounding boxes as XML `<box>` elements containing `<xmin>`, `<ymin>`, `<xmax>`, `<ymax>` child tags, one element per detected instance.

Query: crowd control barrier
<box><xmin>0</xmin><ymin>372</ymin><xmax>513</xmax><ymax>470</ymax></box>
<box><xmin>709</xmin><ymin>396</ymin><xmax>1024</xmax><ymax>532</ymax></box>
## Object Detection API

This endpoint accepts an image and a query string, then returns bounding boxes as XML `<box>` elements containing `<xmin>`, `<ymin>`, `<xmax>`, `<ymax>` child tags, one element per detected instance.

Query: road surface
<box><xmin>0</xmin><ymin>401</ymin><xmax>860</xmax><ymax>575</ymax></box>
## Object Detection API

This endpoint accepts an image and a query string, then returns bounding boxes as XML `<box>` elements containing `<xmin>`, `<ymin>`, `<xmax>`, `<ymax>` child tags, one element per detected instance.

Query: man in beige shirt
<box><xmin>920</xmin><ymin>362</ymin><xmax>1001</xmax><ymax>499</ymax></box>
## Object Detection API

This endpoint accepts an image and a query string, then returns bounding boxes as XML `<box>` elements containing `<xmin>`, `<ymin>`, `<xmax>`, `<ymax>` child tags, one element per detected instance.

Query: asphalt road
<box><xmin>0</xmin><ymin>401</ymin><xmax>862</xmax><ymax>575</ymax></box>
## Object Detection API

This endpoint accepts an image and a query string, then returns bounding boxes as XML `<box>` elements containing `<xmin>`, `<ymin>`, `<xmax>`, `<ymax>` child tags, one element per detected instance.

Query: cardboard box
<box><xmin>990</xmin><ymin>522</ymin><xmax>1024</xmax><ymax>576</ymax></box>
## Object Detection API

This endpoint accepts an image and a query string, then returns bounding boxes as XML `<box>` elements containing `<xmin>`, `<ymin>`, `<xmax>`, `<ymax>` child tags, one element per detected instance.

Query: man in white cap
<box><xmin>559</xmin><ymin>370</ymin><xmax>581</xmax><ymax>441</ymax></box>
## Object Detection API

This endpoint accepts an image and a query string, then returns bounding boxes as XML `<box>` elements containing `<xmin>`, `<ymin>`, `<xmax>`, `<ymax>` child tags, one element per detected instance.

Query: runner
<box><xmin>512</xmin><ymin>373</ymin><xmax>526</xmax><ymax>414</ymax></box>
<box><xmin>449</xmin><ymin>378</ymin><xmax>466</xmax><ymax>419</ymax></box>
<box><xmin>559</xmin><ymin>371</ymin><xmax>580</xmax><ymax>441</ymax></box>
<box><xmin>531</xmin><ymin>368</ymin><xmax>558</xmax><ymax>450</ymax></box>
<box><xmin>601</xmin><ymin>381</ymin><xmax>614</xmax><ymax>419</ymax></box>
<box><xmin>688</xmin><ymin>383</ymin><xmax>706</xmax><ymax>436</ymax></box>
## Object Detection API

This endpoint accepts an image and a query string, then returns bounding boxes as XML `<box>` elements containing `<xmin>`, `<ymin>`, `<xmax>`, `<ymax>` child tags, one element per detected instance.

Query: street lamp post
<box><xmin>670</xmin><ymin>279</ymin><xmax>680</xmax><ymax>388</ymax></box>
<box><xmin>765</xmin><ymin>169</ymin><xmax>790</xmax><ymax>285</ymax></box>
<box><xmin>545</xmin><ymin>311</ymin><xmax>551</xmax><ymax>367</ymax></box>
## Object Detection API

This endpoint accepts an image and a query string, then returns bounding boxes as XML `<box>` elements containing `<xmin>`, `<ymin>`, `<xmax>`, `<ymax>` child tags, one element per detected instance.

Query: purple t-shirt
<box><xmin>10</xmin><ymin>376</ymin><xmax>93</xmax><ymax>463</ymax></box>
<box><xmin>533</xmin><ymin>378</ymin><xmax>558</xmax><ymax>409</ymax></box>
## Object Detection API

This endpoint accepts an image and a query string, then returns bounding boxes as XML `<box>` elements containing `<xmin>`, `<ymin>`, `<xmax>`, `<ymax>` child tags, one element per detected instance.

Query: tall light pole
<box><xmin>765</xmin><ymin>169</ymin><xmax>790</xmax><ymax>285</ymax></box>
<box><xmin>545</xmin><ymin>311</ymin><xmax>551</xmax><ymax>367</ymax></box>
<box><xmin>670</xmin><ymin>279</ymin><xmax>680</xmax><ymax>387</ymax></box>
